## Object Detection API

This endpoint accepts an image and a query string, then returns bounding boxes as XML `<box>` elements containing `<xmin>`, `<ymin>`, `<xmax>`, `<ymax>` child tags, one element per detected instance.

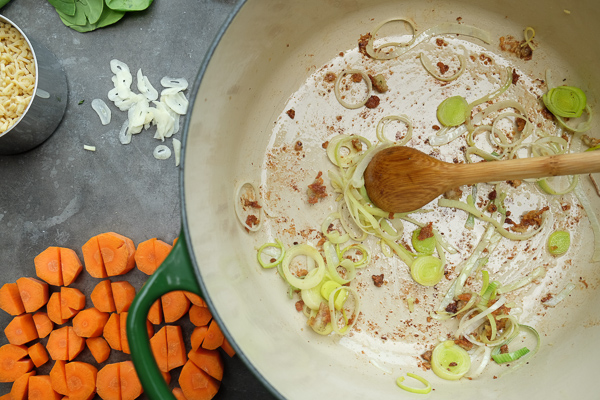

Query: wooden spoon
<box><xmin>363</xmin><ymin>146</ymin><xmax>600</xmax><ymax>213</ymax></box>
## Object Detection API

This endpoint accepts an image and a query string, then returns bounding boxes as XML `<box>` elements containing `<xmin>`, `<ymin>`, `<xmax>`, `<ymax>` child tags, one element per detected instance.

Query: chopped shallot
<box><xmin>91</xmin><ymin>98</ymin><xmax>111</xmax><ymax>125</ymax></box>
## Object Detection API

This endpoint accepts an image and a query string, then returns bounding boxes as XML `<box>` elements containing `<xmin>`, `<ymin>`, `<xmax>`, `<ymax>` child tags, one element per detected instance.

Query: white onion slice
<box><xmin>91</xmin><ymin>98</ymin><xmax>111</xmax><ymax>125</ymax></box>
<box><xmin>160</xmin><ymin>87</ymin><xmax>182</xmax><ymax>96</ymax></box>
<box><xmin>83</xmin><ymin>145</ymin><xmax>96</xmax><ymax>151</ymax></box>
<box><xmin>128</xmin><ymin>99</ymin><xmax>149</xmax><ymax>127</ymax></box>
<box><xmin>153</xmin><ymin>145</ymin><xmax>171</xmax><ymax>160</ymax></box>
<box><xmin>110</xmin><ymin>59</ymin><xmax>130</xmax><ymax>75</ymax></box>
<box><xmin>173</xmin><ymin>138</ymin><xmax>181</xmax><ymax>166</ymax></box>
<box><xmin>137</xmin><ymin>69</ymin><xmax>158</xmax><ymax>101</ymax></box>
<box><xmin>160</xmin><ymin>77</ymin><xmax>188</xmax><ymax>90</ymax></box>
<box><xmin>163</xmin><ymin>92</ymin><xmax>189</xmax><ymax>115</ymax></box>
<box><xmin>119</xmin><ymin>119</ymin><xmax>132</xmax><ymax>144</ymax></box>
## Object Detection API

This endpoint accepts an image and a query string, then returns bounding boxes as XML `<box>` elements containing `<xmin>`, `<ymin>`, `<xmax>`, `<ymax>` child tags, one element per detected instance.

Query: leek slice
<box><xmin>492</xmin><ymin>347</ymin><xmax>530</xmax><ymax>364</ymax></box>
<box><xmin>328</xmin><ymin>286</ymin><xmax>360</xmax><ymax>335</ymax></box>
<box><xmin>437</xmin><ymin>96</ymin><xmax>468</xmax><ymax>127</ymax></box>
<box><xmin>411</xmin><ymin>228</ymin><xmax>436</xmax><ymax>255</ymax></box>
<box><xmin>542</xmin><ymin>86</ymin><xmax>587</xmax><ymax>118</ymax></box>
<box><xmin>301</xmin><ymin>279</ymin><xmax>327</xmax><ymax>311</ymax></box>
<box><xmin>420</xmin><ymin>51</ymin><xmax>466</xmax><ymax>82</ymax></box>
<box><xmin>334</xmin><ymin>69</ymin><xmax>372</xmax><ymax>109</ymax></box>
<box><xmin>543</xmin><ymin>282</ymin><xmax>576</xmax><ymax>307</ymax></box>
<box><xmin>431</xmin><ymin>340</ymin><xmax>471</xmax><ymax>380</ymax></box>
<box><xmin>281</xmin><ymin>244</ymin><xmax>326</xmax><ymax>290</ymax></box>
<box><xmin>396</xmin><ymin>373</ymin><xmax>432</xmax><ymax>394</ymax></box>
<box><xmin>376</xmin><ymin>115</ymin><xmax>413</xmax><ymax>144</ymax></box>
<box><xmin>547</xmin><ymin>230</ymin><xmax>570</xmax><ymax>255</ymax></box>
<box><xmin>410</xmin><ymin>255</ymin><xmax>443</xmax><ymax>286</ymax></box>
<box><xmin>256</xmin><ymin>239</ymin><xmax>285</xmax><ymax>269</ymax></box>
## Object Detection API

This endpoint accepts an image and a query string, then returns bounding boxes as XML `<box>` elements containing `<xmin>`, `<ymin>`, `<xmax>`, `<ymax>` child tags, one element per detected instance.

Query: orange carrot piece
<box><xmin>134</xmin><ymin>238</ymin><xmax>157</xmax><ymax>275</ymax></box>
<box><xmin>29</xmin><ymin>375</ymin><xmax>62</xmax><ymax>400</ymax></box>
<box><xmin>201</xmin><ymin>320</ymin><xmax>224</xmax><ymax>351</ymax></box>
<box><xmin>166</xmin><ymin>325</ymin><xmax>187</xmax><ymax>371</ymax></box>
<box><xmin>162</xmin><ymin>371</ymin><xmax>172</xmax><ymax>385</ymax></box>
<box><xmin>147</xmin><ymin>300</ymin><xmax>162</xmax><ymax>325</ymax></box>
<box><xmin>0</xmin><ymin>344</ymin><xmax>34</xmax><ymax>382</ymax></box>
<box><xmin>86</xmin><ymin>337</ymin><xmax>110</xmax><ymax>364</ymax></box>
<box><xmin>118</xmin><ymin>313</ymin><xmax>153</xmax><ymax>355</ymax></box>
<box><xmin>220</xmin><ymin>337</ymin><xmax>236</xmax><ymax>358</ymax></box>
<box><xmin>0</xmin><ymin>394</ymin><xmax>10</xmax><ymax>400</ymax></box>
<box><xmin>97</xmin><ymin>233</ymin><xmax>134</xmax><ymax>277</ymax></box>
<box><xmin>188</xmin><ymin>347</ymin><xmax>223</xmax><ymax>381</ymax></box>
<box><xmin>34</xmin><ymin>246</ymin><xmax>63</xmax><ymax>286</ymax></box>
<box><xmin>68</xmin><ymin>326</ymin><xmax>85</xmax><ymax>361</ymax></box>
<box><xmin>32</xmin><ymin>312</ymin><xmax>54</xmax><ymax>339</ymax></box>
<box><xmin>96</xmin><ymin>362</ymin><xmax>120</xmax><ymax>400</ymax></box>
<box><xmin>161</xmin><ymin>291</ymin><xmax>190</xmax><ymax>323</ymax></box>
<box><xmin>73</xmin><ymin>308</ymin><xmax>109</xmax><ymax>338</ymax></box>
<box><xmin>179</xmin><ymin>360</ymin><xmax>220</xmax><ymax>400</ymax></box>
<box><xmin>60</xmin><ymin>287</ymin><xmax>86</xmax><ymax>320</ymax></box>
<box><xmin>65</xmin><ymin>361</ymin><xmax>98</xmax><ymax>400</ymax></box>
<box><xmin>188</xmin><ymin>305</ymin><xmax>212</xmax><ymax>327</ymax></box>
<box><xmin>16</xmin><ymin>277</ymin><xmax>48</xmax><ymax>313</ymax></box>
<box><xmin>150</xmin><ymin>327</ymin><xmax>168</xmax><ymax>373</ymax></box>
<box><xmin>190</xmin><ymin>326</ymin><xmax>208</xmax><ymax>352</ymax></box>
<box><xmin>82</xmin><ymin>236</ymin><xmax>107</xmax><ymax>278</ymax></box>
<box><xmin>47</xmin><ymin>292</ymin><xmax>67</xmax><ymax>325</ymax></box>
<box><xmin>172</xmin><ymin>387</ymin><xmax>187</xmax><ymax>400</ymax></box>
<box><xmin>46</xmin><ymin>327</ymin><xmax>68</xmax><ymax>361</ymax></box>
<box><xmin>91</xmin><ymin>280</ymin><xmax>116</xmax><ymax>313</ymax></box>
<box><xmin>172</xmin><ymin>237</ymin><xmax>178</xmax><ymax>246</ymax></box>
<box><xmin>9</xmin><ymin>370</ymin><xmax>35</xmax><ymax>400</ymax></box>
<box><xmin>154</xmin><ymin>239</ymin><xmax>172</xmax><ymax>268</ymax></box>
<box><xmin>119</xmin><ymin>361</ymin><xmax>143</xmax><ymax>400</ymax></box>
<box><xmin>0</xmin><ymin>283</ymin><xmax>26</xmax><ymax>316</ymax></box>
<box><xmin>103</xmin><ymin>314</ymin><xmax>121</xmax><ymax>352</ymax></box>
<box><xmin>50</xmin><ymin>360</ymin><xmax>68</xmax><ymax>396</ymax></box>
<box><xmin>28</xmin><ymin>342</ymin><xmax>49</xmax><ymax>368</ymax></box>
<box><xmin>183</xmin><ymin>292</ymin><xmax>207</xmax><ymax>307</ymax></box>
<box><xmin>60</xmin><ymin>248</ymin><xmax>83</xmax><ymax>286</ymax></box>
<box><xmin>4</xmin><ymin>314</ymin><xmax>38</xmax><ymax>345</ymax></box>
<box><xmin>111</xmin><ymin>281</ymin><xmax>136</xmax><ymax>314</ymax></box>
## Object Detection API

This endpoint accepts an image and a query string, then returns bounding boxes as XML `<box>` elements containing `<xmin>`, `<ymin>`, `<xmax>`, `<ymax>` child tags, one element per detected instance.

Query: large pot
<box><xmin>128</xmin><ymin>1</ymin><xmax>600</xmax><ymax>399</ymax></box>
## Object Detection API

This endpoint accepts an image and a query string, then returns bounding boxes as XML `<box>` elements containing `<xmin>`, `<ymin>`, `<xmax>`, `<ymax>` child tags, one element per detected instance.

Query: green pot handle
<box><xmin>127</xmin><ymin>231</ymin><xmax>202</xmax><ymax>400</ymax></box>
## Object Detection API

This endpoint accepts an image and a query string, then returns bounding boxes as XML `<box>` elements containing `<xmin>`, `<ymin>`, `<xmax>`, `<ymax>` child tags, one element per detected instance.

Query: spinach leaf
<box><xmin>105</xmin><ymin>0</ymin><xmax>152</xmax><ymax>12</ymax></box>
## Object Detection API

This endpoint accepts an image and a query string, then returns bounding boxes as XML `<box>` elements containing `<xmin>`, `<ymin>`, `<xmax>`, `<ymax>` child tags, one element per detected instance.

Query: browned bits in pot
<box><xmin>499</xmin><ymin>35</ymin><xmax>533</xmax><ymax>61</ymax></box>
<box><xmin>449</xmin><ymin>362</ymin><xmax>458</xmax><ymax>367</ymax></box>
<box><xmin>358</xmin><ymin>32</ymin><xmax>372</xmax><ymax>57</ymax></box>
<box><xmin>372</xmin><ymin>274</ymin><xmax>384</xmax><ymax>287</ymax></box>
<box><xmin>421</xmin><ymin>350</ymin><xmax>433</xmax><ymax>362</ymax></box>
<box><xmin>541</xmin><ymin>293</ymin><xmax>553</xmax><ymax>303</ymax></box>
<box><xmin>444</xmin><ymin>186</ymin><xmax>463</xmax><ymax>201</ymax></box>
<box><xmin>294</xmin><ymin>141</ymin><xmax>303</xmax><ymax>151</ymax></box>
<box><xmin>365</xmin><ymin>95</ymin><xmax>380</xmax><ymax>109</ymax></box>
<box><xmin>322</xmin><ymin>141</ymin><xmax>329</xmax><ymax>149</ymax></box>
<box><xmin>336</xmin><ymin>115</ymin><xmax>342</xmax><ymax>121</ymax></box>
<box><xmin>351</xmin><ymin>73</ymin><xmax>363</xmax><ymax>83</ymax></box>
<box><xmin>286</xmin><ymin>109</ymin><xmax>296</xmax><ymax>119</ymax></box>
<box><xmin>324</xmin><ymin>72</ymin><xmax>337</xmax><ymax>83</ymax></box>
<box><xmin>454</xmin><ymin>336</ymin><xmax>474</xmax><ymax>351</ymax></box>
<box><xmin>307</xmin><ymin>171</ymin><xmax>327</xmax><ymax>204</ymax></box>
<box><xmin>295</xmin><ymin>300</ymin><xmax>304</xmax><ymax>312</ymax></box>
<box><xmin>516</xmin><ymin>118</ymin><xmax>526</xmax><ymax>132</ymax></box>
<box><xmin>243</xmin><ymin>199</ymin><xmax>262</xmax><ymax>209</ymax></box>
<box><xmin>512</xmin><ymin>68</ymin><xmax>520</xmax><ymax>84</ymax></box>
<box><xmin>437</xmin><ymin>62</ymin><xmax>450</xmax><ymax>75</ymax></box>
<box><xmin>435</xmin><ymin>38</ymin><xmax>447</xmax><ymax>47</ymax></box>
<box><xmin>487</xmin><ymin>203</ymin><xmax>498</xmax><ymax>213</ymax></box>
<box><xmin>500</xmin><ymin>344</ymin><xmax>509</xmax><ymax>354</ymax></box>
<box><xmin>245</xmin><ymin>214</ymin><xmax>259</xmax><ymax>228</ymax></box>
<box><xmin>445</xmin><ymin>302</ymin><xmax>458</xmax><ymax>314</ymax></box>
<box><xmin>369</xmin><ymin>74</ymin><xmax>388</xmax><ymax>93</ymax></box>
<box><xmin>479</xmin><ymin>53</ymin><xmax>493</xmax><ymax>65</ymax></box>
<box><xmin>506</xmin><ymin>179</ymin><xmax>522</xmax><ymax>188</ymax></box>
<box><xmin>418</xmin><ymin>222</ymin><xmax>434</xmax><ymax>241</ymax></box>
<box><xmin>488</xmin><ymin>190</ymin><xmax>497</xmax><ymax>201</ymax></box>
<box><xmin>509</xmin><ymin>206</ymin><xmax>549</xmax><ymax>232</ymax></box>
<box><xmin>351</xmin><ymin>138</ymin><xmax>362</xmax><ymax>152</ymax></box>
<box><xmin>432</xmin><ymin>125</ymin><xmax>440</xmax><ymax>131</ymax></box>
<box><xmin>582</xmin><ymin>134</ymin><xmax>600</xmax><ymax>148</ymax></box>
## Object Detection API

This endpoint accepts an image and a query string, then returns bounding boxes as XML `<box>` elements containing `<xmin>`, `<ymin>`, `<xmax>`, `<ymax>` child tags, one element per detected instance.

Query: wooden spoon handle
<box><xmin>451</xmin><ymin>151</ymin><xmax>600</xmax><ymax>187</ymax></box>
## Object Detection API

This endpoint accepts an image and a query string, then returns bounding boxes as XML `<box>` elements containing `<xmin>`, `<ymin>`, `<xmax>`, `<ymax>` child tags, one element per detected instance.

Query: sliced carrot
<box><xmin>172</xmin><ymin>387</ymin><xmax>187</xmax><ymax>400</ymax></box>
<box><xmin>119</xmin><ymin>361</ymin><xmax>143</xmax><ymax>400</ymax></box>
<box><xmin>147</xmin><ymin>300</ymin><xmax>162</xmax><ymax>325</ymax></box>
<box><xmin>96</xmin><ymin>362</ymin><xmax>120</xmax><ymax>400</ymax></box>
<box><xmin>134</xmin><ymin>238</ymin><xmax>157</xmax><ymax>275</ymax></box>
<box><xmin>0</xmin><ymin>344</ymin><xmax>34</xmax><ymax>382</ymax></box>
<box><xmin>32</xmin><ymin>312</ymin><xmax>54</xmax><ymax>339</ymax></box>
<box><xmin>50</xmin><ymin>360</ymin><xmax>68</xmax><ymax>396</ymax></box>
<box><xmin>86</xmin><ymin>337</ymin><xmax>111</xmax><ymax>364</ymax></box>
<box><xmin>162</xmin><ymin>371</ymin><xmax>172</xmax><ymax>385</ymax></box>
<box><xmin>161</xmin><ymin>291</ymin><xmax>190</xmax><ymax>323</ymax></box>
<box><xmin>73</xmin><ymin>308</ymin><xmax>109</xmax><ymax>338</ymax></box>
<box><xmin>188</xmin><ymin>347</ymin><xmax>223</xmax><ymax>381</ymax></box>
<box><xmin>183</xmin><ymin>292</ymin><xmax>207</xmax><ymax>307</ymax></box>
<box><xmin>111</xmin><ymin>281</ymin><xmax>136</xmax><ymax>314</ymax></box>
<box><xmin>46</xmin><ymin>327</ymin><xmax>68</xmax><ymax>361</ymax></box>
<box><xmin>97</xmin><ymin>233</ymin><xmax>135</xmax><ymax>277</ymax></box>
<box><xmin>166</xmin><ymin>325</ymin><xmax>187</xmax><ymax>371</ymax></box>
<box><xmin>178</xmin><ymin>360</ymin><xmax>220</xmax><ymax>400</ymax></box>
<box><xmin>68</xmin><ymin>326</ymin><xmax>85</xmax><ymax>361</ymax></box>
<box><xmin>0</xmin><ymin>394</ymin><xmax>11</xmax><ymax>400</ymax></box>
<box><xmin>34</xmin><ymin>246</ymin><xmax>63</xmax><ymax>286</ymax></box>
<box><xmin>172</xmin><ymin>237</ymin><xmax>178</xmax><ymax>246</ymax></box>
<box><xmin>149</xmin><ymin>327</ymin><xmax>168</xmax><ymax>373</ymax></box>
<box><xmin>201</xmin><ymin>320</ymin><xmax>224</xmax><ymax>351</ymax></box>
<box><xmin>29</xmin><ymin>374</ymin><xmax>62</xmax><ymax>400</ymax></box>
<box><xmin>103</xmin><ymin>313</ymin><xmax>121</xmax><ymax>352</ymax></box>
<box><xmin>90</xmin><ymin>280</ymin><xmax>116</xmax><ymax>313</ymax></box>
<box><xmin>190</xmin><ymin>326</ymin><xmax>208</xmax><ymax>352</ymax></box>
<box><xmin>16</xmin><ymin>277</ymin><xmax>48</xmax><ymax>313</ymax></box>
<box><xmin>220</xmin><ymin>337</ymin><xmax>236</xmax><ymax>358</ymax></box>
<box><xmin>0</xmin><ymin>282</ymin><xmax>26</xmax><ymax>316</ymax></box>
<box><xmin>4</xmin><ymin>313</ymin><xmax>38</xmax><ymax>345</ymax></box>
<box><xmin>60</xmin><ymin>248</ymin><xmax>83</xmax><ymax>286</ymax></box>
<box><xmin>82</xmin><ymin>236</ymin><xmax>107</xmax><ymax>278</ymax></box>
<box><xmin>47</xmin><ymin>292</ymin><xmax>67</xmax><ymax>325</ymax></box>
<box><xmin>119</xmin><ymin>313</ymin><xmax>153</xmax><ymax>355</ymax></box>
<box><xmin>60</xmin><ymin>287</ymin><xmax>86</xmax><ymax>320</ymax></box>
<box><xmin>28</xmin><ymin>342</ymin><xmax>49</xmax><ymax>368</ymax></box>
<box><xmin>188</xmin><ymin>305</ymin><xmax>212</xmax><ymax>327</ymax></box>
<box><xmin>65</xmin><ymin>361</ymin><xmax>98</xmax><ymax>400</ymax></box>
<box><xmin>9</xmin><ymin>369</ymin><xmax>35</xmax><ymax>400</ymax></box>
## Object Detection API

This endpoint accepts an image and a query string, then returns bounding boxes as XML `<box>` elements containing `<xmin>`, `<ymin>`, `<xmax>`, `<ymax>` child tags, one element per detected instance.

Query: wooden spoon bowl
<box><xmin>363</xmin><ymin>146</ymin><xmax>600</xmax><ymax>213</ymax></box>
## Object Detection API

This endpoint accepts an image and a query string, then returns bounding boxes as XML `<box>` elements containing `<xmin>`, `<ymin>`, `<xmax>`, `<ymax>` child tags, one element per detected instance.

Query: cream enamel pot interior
<box><xmin>127</xmin><ymin>1</ymin><xmax>600</xmax><ymax>399</ymax></box>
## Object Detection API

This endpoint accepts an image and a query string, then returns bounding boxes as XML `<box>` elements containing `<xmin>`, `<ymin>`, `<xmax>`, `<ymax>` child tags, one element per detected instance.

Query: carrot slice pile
<box><xmin>86</xmin><ymin>336</ymin><xmax>111</xmax><ymax>364</ymax></box>
<box><xmin>187</xmin><ymin>347</ymin><xmax>224</xmax><ymax>381</ymax></box>
<box><xmin>161</xmin><ymin>291</ymin><xmax>190</xmax><ymax>323</ymax></box>
<box><xmin>135</xmin><ymin>238</ymin><xmax>172</xmax><ymax>275</ymax></box>
<box><xmin>60</xmin><ymin>287</ymin><xmax>86</xmax><ymax>320</ymax></box>
<box><xmin>32</xmin><ymin>312</ymin><xmax>53</xmax><ymax>339</ymax></box>
<box><xmin>65</xmin><ymin>361</ymin><xmax>98</xmax><ymax>400</ymax></box>
<box><xmin>73</xmin><ymin>308</ymin><xmax>110</xmax><ymax>338</ymax></box>
<box><xmin>34</xmin><ymin>247</ymin><xmax>62</xmax><ymax>286</ymax></box>
<box><xmin>16</xmin><ymin>278</ymin><xmax>48</xmax><ymax>314</ymax></box>
<box><xmin>179</xmin><ymin>360</ymin><xmax>220</xmax><ymax>400</ymax></box>
<box><xmin>60</xmin><ymin>247</ymin><xmax>83</xmax><ymax>286</ymax></box>
<box><xmin>27</xmin><ymin>343</ymin><xmax>49</xmax><ymax>368</ymax></box>
<box><xmin>0</xmin><ymin>344</ymin><xmax>34</xmax><ymax>382</ymax></box>
<box><xmin>29</xmin><ymin>374</ymin><xmax>61</xmax><ymax>400</ymax></box>
<box><xmin>49</xmin><ymin>360</ymin><xmax>68</xmax><ymax>396</ymax></box>
<box><xmin>4</xmin><ymin>314</ymin><xmax>38</xmax><ymax>346</ymax></box>
<box><xmin>90</xmin><ymin>280</ymin><xmax>116</xmax><ymax>313</ymax></box>
<box><xmin>0</xmin><ymin>283</ymin><xmax>25</xmax><ymax>316</ymax></box>
<box><xmin>9</xmin><ymin>370</ymin><xmax>34</xmax><ymax>400</ymax></box>
<box><xmin>111</xmin><ymin>281</ymin><xmax>136</xmax><ymax>314</ymax></box>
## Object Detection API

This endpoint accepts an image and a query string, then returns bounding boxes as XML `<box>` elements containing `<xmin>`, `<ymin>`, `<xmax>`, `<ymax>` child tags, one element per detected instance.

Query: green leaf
<box><xmin>48</xmin><ymin>0</ymin><xmax>76</xmax><ymax>16</ymax></box>
<box><xmin>56</xmin><ymin>4</ymin><xmax>87</xmax><ymax>26</ymax></box>
<box><xmin>77</xmin><ymin>0</ymin><xmax>104</xmax><ymax>24</ymax></box>
<box><xmin>105</xmin><ymin>0</ymin><xmax>153</xmax><ymax>12</ymax></box>
<box><xmin>0</xmin><ymin>0</ymin><xmax>13</xmax><ymax>9</ymax></box>
<box><xmin>68</xmin><ymin>6</ymin><xmax>125</xmax><ymax>32</ymax></box>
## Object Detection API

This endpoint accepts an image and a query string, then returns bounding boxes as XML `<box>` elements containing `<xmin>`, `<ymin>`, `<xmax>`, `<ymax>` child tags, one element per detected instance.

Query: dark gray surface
<box><xmin>0</xmin><ymin>1</ymin><xmax>276</xmax><ymax>398</ymax></box>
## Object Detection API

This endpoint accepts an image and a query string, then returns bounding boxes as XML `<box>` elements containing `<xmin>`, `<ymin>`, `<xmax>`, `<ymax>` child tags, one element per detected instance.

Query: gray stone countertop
<box><xmin>0</xmin><ymin>1</ymin><xmax>276</xmax><ymax>398</ymax></box>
